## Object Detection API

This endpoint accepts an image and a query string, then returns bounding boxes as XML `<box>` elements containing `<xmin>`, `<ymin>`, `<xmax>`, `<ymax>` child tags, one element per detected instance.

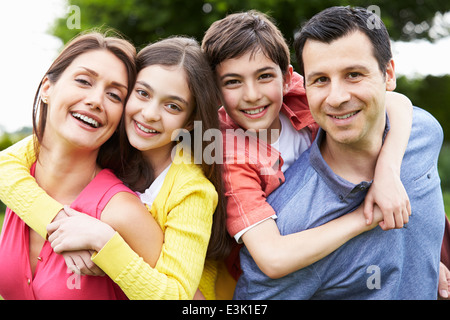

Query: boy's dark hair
<box><xmin>294</xmin><ymin>6</ymin><xmax>392</xmax><ymax>77</ymax></box>
<box><xmin>202</xmin><ymin>10</ymin><xmax>291</xmax><ymax>75</ymax></box>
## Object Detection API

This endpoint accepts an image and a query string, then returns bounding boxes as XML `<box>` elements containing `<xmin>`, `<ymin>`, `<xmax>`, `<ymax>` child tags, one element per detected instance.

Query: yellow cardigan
<box><xmin>0</xmin><ymin>136</ymin><xmax>218</xmax><ymax>299</ymax></box>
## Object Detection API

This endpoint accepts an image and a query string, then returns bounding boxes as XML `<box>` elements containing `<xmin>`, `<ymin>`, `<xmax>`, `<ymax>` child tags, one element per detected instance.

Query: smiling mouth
<box><xmin>136</xmin><ymin>121</ymin><xmax>159</xmax><ymax>134</ymax></box>
<box><xmin>241</xmin><ymin>106</ymin><xmax>267</xmax><ymax>115</ymax></box>
<box><xmin>331</xmin><ymin>111</ymin><xmax>360</xmax><ymax>120</ymax></box>
<box><xmin>71</xmin><ymin>112</ymin><xmax>100</xmax><ymax>128</ymax></box>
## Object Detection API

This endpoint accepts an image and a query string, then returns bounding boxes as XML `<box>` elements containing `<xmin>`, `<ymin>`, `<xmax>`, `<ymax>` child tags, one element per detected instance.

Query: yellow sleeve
<box><xmin>198</xmin><ymin>259</ymin><xmax>219</xmax><ymax>300</ymax></box>
<box><xmin>93</xmin><ymin>232</ymin><xmax>219</xmax><ymax>300</ymax></box>
<box><xmin>92</xmin><ymin>168</ymin><xmax>218</xmax><ymax>300</ymax></box>
<box><xmin>0</xmin><ymin>135</ymin><xmax>62</xmax><ymax>238</ymax></box>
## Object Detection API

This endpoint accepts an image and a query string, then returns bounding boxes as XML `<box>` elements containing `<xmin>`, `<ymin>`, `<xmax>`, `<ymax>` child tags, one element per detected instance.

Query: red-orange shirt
<box><xmin>220</xmin><ymin>72</ymin><xmax>318</xmax><ymax>239</ymax></box>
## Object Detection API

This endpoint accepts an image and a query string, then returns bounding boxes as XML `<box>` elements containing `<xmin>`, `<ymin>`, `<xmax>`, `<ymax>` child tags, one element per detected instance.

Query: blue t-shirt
<box><xmin>234</xmin><ymin>107</ymin><xmax>445</xmax><ymax>300</ymax></box>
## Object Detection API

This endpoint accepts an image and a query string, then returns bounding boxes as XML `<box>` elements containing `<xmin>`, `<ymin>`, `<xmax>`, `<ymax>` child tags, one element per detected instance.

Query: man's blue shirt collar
<box><xmin>309</xmin><ymin>113</ymin><xmax>390</xmax><ymax>201</ymax></box>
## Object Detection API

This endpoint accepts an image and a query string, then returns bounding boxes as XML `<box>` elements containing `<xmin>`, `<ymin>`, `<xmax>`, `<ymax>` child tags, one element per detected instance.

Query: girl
<box><xmin>0</xmin><ymin>32</ymin><xmax>163</xmax><ymax>299</ymax></box>
<box><xmin>0</xmin><ymin>37</ymin><xmax>229</xmax><ymax>299</ymax></box>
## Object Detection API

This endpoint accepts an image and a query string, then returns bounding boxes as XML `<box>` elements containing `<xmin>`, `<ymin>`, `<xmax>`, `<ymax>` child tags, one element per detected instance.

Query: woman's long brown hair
<box><xmin>32</xmin><ymin>30</ymin><xmax>137</xmax><ymax>167</ymax></box>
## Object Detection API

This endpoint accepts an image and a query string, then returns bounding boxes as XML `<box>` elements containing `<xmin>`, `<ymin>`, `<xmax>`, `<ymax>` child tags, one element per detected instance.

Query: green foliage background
<box><xmin>53</xmin><ymin>0</ymin><xmax>450</xmax><ymax>48</ymax></box>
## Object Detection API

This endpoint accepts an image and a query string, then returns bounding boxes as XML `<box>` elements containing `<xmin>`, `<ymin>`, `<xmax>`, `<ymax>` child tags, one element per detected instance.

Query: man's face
<box><xmin>303</xmin><ymin>30</ymin><xmax>396</xmax><ymax>149</ymax></box>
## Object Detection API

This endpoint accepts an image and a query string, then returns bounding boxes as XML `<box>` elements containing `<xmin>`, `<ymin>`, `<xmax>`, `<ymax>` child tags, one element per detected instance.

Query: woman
<box><xmin>0</xmin><ymin>36</ymin><xmax>230</xmax><ymax>299</ymax></box>
<box><xmin>0</xmin><ymin>32</ymin><xmax>163</xmax><ymax>299</ymax></box>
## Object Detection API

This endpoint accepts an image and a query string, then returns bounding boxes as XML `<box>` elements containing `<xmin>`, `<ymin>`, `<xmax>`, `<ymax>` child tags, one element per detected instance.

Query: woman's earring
<box><xmin>42</xmin><ymin>97</ymin><xmax>48</xmax><ymax>104</ymax></box>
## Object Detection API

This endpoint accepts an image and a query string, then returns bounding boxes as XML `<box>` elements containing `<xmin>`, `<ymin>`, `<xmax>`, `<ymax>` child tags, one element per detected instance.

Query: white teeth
<box><xmin>332</xmin><ymin>111</ymin><xmax>358</xmax><ymax>120</ymax></box>
<box><xmin>243</xmin><ymin>107</ymin><xmax>265</xmax><ymax>115</ymax></box>
<box><xmin>136</xmin><ymin>122</ymin><xmax>158</xmax><ymax>133</ymax></box>
<box><xmin>72</xmin><ymin>112</ymin><xmax>99</xmax><ymax>128</ymax></box>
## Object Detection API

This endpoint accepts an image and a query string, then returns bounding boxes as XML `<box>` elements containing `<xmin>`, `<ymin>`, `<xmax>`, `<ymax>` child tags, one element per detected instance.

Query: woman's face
<box><xmin>41</xmin><ymin>49</ymin><xmax>129</xmax><ymax>152</ymax></box>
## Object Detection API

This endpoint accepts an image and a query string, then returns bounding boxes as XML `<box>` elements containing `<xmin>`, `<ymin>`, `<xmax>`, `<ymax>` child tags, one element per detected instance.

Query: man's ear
<box><xmin>385</xmin><ymin>59</ymin><xmax>396</xmax><ymax>91</ymax></box>
<box><xmin>283</xmin><ymin>65</ymin><xmax>294</xmax><ymax>95</ymax></box>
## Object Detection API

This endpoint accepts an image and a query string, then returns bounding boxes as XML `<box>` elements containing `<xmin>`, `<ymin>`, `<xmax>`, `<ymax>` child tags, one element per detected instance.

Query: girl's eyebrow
<box><xmin>78</xmin><ymin>66</ymin><xmax>128</xmax><ymax>90</ymax></box>
<box><xmin>136</xmin><ymin>80</ymin><xmax>189</xmax><ymax>106</ymax></box>
<box><xmin>136</xmin><ymin>80</ymin><xmax>152</xmax><ymax>91</ymax></box>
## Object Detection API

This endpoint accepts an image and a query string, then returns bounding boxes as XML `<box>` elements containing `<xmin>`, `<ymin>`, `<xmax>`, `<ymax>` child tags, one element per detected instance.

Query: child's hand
<box><xmin>439</xmin><ymin>262</ymin><xmax>450</xmax><ymax>299</ymax></box>
<box><xmin>193</xmin><ymin>288</ymin><xmax>206</xmax><ymax>300</ymax></box>
<box><xmin>363</xmin><ymin>170</ymin><xmax>411</xmax><ymax>230</ymax></box>
<box><xmin>62</xmin><ymin>250</ymin><xmax>105</xmax><ymax>276</ymax></box>
<box><xmin>47</xmin><ymin>205</ymin><xmax>115</xmax><ymax>253</ymax></box>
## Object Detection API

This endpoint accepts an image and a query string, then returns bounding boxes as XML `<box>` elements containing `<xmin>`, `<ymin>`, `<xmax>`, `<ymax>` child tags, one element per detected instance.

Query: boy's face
<box><xmin>302</xmin><ymin>30</ymin><xmax>396</xmax><ymax>149</ymax></box>
<box><xmin>216</xmin><ymin>50</ymin><xmax>291</xmax><ymax>136</ymax></box>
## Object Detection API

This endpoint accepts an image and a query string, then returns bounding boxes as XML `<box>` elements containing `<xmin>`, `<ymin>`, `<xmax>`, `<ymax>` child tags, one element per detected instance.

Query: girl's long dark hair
<box><xmin>118</xmin><ymin>37</ymin><xmax>231</xmax><ymax>260</ymax></box>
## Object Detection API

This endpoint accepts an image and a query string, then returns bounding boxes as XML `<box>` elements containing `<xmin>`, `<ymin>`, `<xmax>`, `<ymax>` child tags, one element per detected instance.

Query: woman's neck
<box><xmin>35</xmin><ymin>141</ymin><xmax>100</xmax><ymax>204</ymax></box>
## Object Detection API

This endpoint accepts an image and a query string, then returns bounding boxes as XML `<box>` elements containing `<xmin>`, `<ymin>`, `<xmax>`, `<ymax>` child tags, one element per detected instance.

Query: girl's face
<box><xmin>125</xmin><ymin>64</ymin><xmax>194</xmax><ymax>163</ymax></box>
<box><xmin>41</xmin><ymin>49</ymin><xmax>128</xmax><ymax>152</ymax></box>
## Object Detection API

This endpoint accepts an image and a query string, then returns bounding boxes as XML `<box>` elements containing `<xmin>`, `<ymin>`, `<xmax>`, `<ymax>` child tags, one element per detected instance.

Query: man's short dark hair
<box><xmin>294</xmin><ymin>6</ymin><xmax>392</xmax><ymax>77</ymax></box>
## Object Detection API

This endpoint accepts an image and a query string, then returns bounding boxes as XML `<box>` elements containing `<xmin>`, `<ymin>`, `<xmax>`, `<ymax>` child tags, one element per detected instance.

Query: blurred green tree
<box><xmin>396</xmin><ymin>75</ymin><xmax>450</xmax><ymax>142</ymax></box>
<box><xmin>0</xmin><ymin>133</ymin><xmax>13</xmax><ymax>152</ymax></box>
<box><xmin>52</xmin><ymin>0</ymin><xmax>450</xmax><ymax>49</ymax></box>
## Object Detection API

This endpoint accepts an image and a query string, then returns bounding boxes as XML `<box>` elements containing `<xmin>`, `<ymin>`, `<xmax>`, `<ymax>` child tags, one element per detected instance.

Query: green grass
<box><xmin>0</xmin><ymin>210</ymin><xmax>4</xmax><ymax>232</ymax></box>
<box><xmin>444</xmin><ymin>192</ymin><xmax>450</xmax><ymax>219</ymax></box>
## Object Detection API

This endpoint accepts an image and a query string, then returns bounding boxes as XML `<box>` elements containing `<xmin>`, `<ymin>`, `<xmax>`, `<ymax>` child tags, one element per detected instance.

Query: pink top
<box><xmin>0</xmin><ymin>165</ymin><xmax>134</xmax><ymax>300</ymax></box>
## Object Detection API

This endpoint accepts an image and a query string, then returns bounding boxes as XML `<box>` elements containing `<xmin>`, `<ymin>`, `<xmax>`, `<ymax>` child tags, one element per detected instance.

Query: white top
<box><xmin>271</xmin><ymin>112</ymin><xmax>312</xmax><ymax>172</ymax></box>
<box><xmin>137</xmin><ymin>164</ymin><xmax>172</xmax><ymax>207</ymax></box>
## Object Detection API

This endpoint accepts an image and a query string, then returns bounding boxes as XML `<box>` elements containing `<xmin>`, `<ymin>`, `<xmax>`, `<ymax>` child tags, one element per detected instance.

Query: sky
<box><xmin>1</xmin><ymin>0</ymin><xmax>450</xmax><ymax>133</ymax></box>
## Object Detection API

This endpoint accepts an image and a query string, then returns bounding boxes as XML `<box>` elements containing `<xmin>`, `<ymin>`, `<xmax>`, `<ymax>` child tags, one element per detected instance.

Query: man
<box><xmin>233</xmin><ymin>6</ymin><xmax>446</xmax><ymax>299</ymax></box>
